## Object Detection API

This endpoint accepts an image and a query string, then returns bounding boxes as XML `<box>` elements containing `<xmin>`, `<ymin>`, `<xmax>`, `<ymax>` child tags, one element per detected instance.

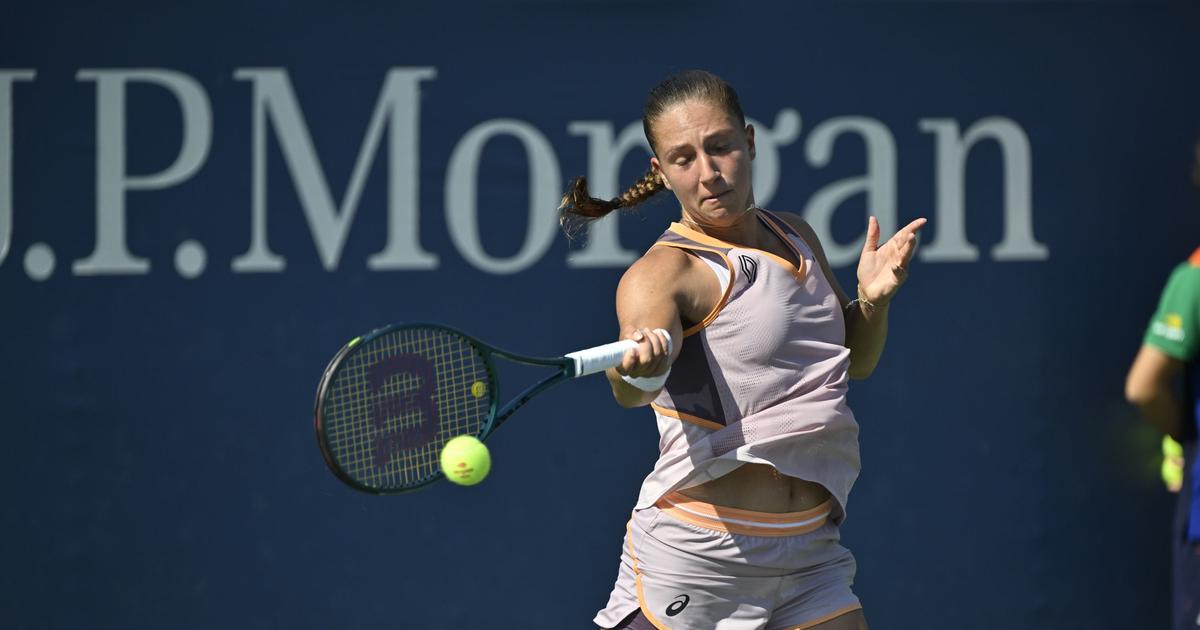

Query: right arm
<box><xmin>605</xmin><ymin>247</ymin><xmax>689</xmax><ymax>408</ymax></box>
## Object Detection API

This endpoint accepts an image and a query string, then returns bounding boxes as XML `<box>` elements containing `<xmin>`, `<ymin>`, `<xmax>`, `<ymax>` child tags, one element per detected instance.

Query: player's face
<box><xmin>649</xmin><ymin>98</ymin><xmax>755</xmax><ymax>229</ymax></box>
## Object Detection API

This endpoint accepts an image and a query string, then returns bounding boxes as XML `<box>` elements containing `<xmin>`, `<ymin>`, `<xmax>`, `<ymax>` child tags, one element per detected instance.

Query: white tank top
<box><xmin>633</xmin><ymin>209</ymin><xmax>861</xmax><ymax>520</ymax></box>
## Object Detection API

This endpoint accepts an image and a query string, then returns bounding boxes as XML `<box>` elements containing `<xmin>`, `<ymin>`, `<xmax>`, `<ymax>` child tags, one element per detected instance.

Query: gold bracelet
<box><xmin>856</xmin><ymin>286</ymin><xmax>882</xmax><ymax>314</ymax></box>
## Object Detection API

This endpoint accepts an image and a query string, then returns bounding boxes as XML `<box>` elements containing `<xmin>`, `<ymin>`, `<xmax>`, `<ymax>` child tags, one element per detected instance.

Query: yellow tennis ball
<box><xmin>1163</xmin><ymin>457</ymin><xmax>1184</xmax><ymax>493</ymax></box>
<box><xmin>1164</xmin><ymin>435</ymin><xmax>1184</xmax><ymax>460</ymax></box>
<box><xmin>440</xmin><ymin>435</ymin><xmax>491</xmax><ymax>486</ymax></box>
<box><xmin>1163</xmin><ymin>436</ymin><xmax>1185</xmax><ymax>493</ymax></box>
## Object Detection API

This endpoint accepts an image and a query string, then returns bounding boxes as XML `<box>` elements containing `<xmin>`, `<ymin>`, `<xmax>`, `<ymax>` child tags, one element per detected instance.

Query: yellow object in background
<box><xmin>1162</xmin><ymin>435</ymin><xmax>1184</xmax><ymax>493</ymax></box>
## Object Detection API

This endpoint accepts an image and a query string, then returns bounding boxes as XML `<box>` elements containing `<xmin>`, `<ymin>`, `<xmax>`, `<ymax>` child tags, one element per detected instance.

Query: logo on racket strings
<box><xmin>368</xmin><ymin>353</ymin><xmax>440</xmax><ymax>467</ymax></box>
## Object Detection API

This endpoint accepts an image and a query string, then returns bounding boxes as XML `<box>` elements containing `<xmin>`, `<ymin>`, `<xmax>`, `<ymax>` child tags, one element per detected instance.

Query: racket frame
<box><xmin>313</xmin><ymin>322</ymin><xmax>581</xmax><ymax>495</ymax></box>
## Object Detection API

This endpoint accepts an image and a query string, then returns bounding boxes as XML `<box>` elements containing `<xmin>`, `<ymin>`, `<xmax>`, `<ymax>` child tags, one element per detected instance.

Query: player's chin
<box><xmin>694</xmin><ymin>207</ymin><xmax>743</xmax><ymax>227</ymax></box>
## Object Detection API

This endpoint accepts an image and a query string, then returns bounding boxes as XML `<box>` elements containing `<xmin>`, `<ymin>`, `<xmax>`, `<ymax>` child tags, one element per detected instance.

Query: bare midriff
<box><xmin>676</xmin><ymin>463</ymin><xmax>832</xmax><ymax>513</ymax></box>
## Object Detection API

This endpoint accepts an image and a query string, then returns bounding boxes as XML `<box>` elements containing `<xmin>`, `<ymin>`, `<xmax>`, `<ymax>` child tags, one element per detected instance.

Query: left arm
<box><xmin>782</xmin><ymin>213</ymin><xmax>926</xmax><ymax>379</ymax></box>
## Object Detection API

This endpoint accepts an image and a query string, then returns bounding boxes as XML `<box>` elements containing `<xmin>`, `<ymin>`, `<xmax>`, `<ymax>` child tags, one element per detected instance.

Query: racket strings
<box><xmin>322</xmin><ymin>327</ymin><xmax>492</xmax><ymax>491</ymax></box>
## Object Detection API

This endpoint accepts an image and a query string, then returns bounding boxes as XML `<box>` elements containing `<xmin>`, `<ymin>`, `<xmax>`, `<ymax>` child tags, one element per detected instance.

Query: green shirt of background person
<box><xmin>1124</xmin><ymin>141</ymin><xmax>1200</xmax><ymax>630</ymax></box>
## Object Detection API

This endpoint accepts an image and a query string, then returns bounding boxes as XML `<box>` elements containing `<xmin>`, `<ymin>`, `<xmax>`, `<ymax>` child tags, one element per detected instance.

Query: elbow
<box><xmin>1124</xmin><ymin>368</ymin><xmax>1168</xmax><ymax>413</ymax></box>
<box><xmin>1123</xmin><ymin>376</ymin><xmax>1153</xmax><ymax>409</ymax></box>
<box><xmin>1123</xmin><ymin>383</ymin><xmax>1144</xmax><ymax>407</ymax></box>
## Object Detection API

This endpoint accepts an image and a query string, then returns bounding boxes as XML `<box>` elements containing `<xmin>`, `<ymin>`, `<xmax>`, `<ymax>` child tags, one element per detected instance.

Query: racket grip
<box><xmin>567</xmin><ymin>340</ymin><xmax>635</xmax><ymax>377</ymax></box>
<box><xmin>566</xmin><ymin>330</ymin><xmax>673</xmax><ymax>377</ymax></box>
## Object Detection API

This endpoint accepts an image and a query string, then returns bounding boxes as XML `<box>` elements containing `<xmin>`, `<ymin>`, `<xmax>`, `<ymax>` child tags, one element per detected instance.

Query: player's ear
<box><xmin>745</xmin><ymin>124</ymin><xmax>756</xmax><ymax>161</ymax></box>
<box><xmin>650</xmin><ymin>157</ymin><xmax>672</xmax><ymax>191</ymax></box>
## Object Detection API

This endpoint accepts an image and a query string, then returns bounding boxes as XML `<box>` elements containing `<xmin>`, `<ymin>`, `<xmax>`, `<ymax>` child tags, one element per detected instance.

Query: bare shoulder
<box><xmin>642</xmin><ymin>243</ymin><xmax>694</xmax><ymax>268</ymax></box>
<box><xmin>618</xmin><ymin>245</ymin><xmax>693</xmax><ymax>295</ymax></box>
<box><xmin>618</xmin><ymin>243</ymin><xmax>722</xmax><ymax>327</ymax></box>
<box><xmin>612</xmin><ymin>244</ymin><xmax>699</xmax><ymax>332</ymax></box>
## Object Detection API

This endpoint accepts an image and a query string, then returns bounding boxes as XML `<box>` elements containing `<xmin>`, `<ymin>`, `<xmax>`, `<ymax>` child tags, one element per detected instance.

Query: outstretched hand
<box><xmin>856</xmin><ymin>216</ymin><xmax>927</xmax><ymax>306</ymax></box>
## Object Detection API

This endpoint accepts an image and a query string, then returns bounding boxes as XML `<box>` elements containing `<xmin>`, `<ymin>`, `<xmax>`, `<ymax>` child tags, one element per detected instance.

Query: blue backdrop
<box><xmin>3</xmin><ymin>1</ymin><xmax>1200</xmax><ymax>628</ymax></box>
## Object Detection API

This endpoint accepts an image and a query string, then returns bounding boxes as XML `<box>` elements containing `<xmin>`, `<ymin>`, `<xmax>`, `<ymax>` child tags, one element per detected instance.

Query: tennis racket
<box><xmin>314</xmin><ymin>322</ymin><xmax>669</xmax><ymax>494</ymax></box>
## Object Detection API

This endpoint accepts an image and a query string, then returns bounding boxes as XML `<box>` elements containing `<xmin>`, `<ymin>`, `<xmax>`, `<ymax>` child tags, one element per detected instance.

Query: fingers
<box><xmin>897</xmin><ymin>232</ymin><xmax>918</xmax><ymax>264</ymax></box>
<box><xmin>861</xmin><ymin>215</ymin><xmax>880</xmax><ymax>255</ymax></box>
<box><xmin>618</xmin><ymin>327</ymin><xmax>672</xmax><ymax>376</ymax></box>
<box><xmin>654</xmin><ymin>328</ymin><xmax>672</xmax><ymax>351</ymax></box>
<box><xmin>901</xmin><ymin>217</ymin><xmax>928</xmax><ymax>234</ymax></box>
<box><xmin>858</xmin><ymin>217</ymin><xmax>929</xmax><ymax>304</ymax></box>
<box><xmin>884</xmin><ymin>217</ymin><xmax>928</xmax><ymax>267</ymax></box>
<box><xmin>865</xmin><ymin>218</ymin><xmax>927</xmax><ymax>291</ymax></box>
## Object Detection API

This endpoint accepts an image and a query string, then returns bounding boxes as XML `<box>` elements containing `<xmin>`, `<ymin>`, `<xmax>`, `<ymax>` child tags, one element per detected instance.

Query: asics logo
<box><xmin>665</xmin><ymin>594</ymin><xmax>690</xmax><ymax>617</ymax></box>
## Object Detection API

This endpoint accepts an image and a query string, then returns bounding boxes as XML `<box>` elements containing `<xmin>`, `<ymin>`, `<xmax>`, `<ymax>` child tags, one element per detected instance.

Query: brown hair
<box><xmin>559</xmin><ymin>70</ymin><xmax>747</xmax><ymax>237</ymax></box>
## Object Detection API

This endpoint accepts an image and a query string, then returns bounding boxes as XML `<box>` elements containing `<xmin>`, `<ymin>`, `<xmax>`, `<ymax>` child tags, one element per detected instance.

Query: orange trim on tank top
<box><xmin>667</xmin><ymin>219</ymin><xmax>808</xmax><ymax>282</ymax></box>
<box><xmin>757</xmin><ymin>211</ymin><xmax>811</xmax><ymax>283</ymax></box>
<box><xmin>1189</xmin><ymin>247</ymin><xmax>1200</xmax><ymax>267</ymax></box>
<box><xmin>649</xmin><ymin>241</ymin><xmax>734</xmax><ymax>337</ymax></box>
<box><xmin>650</xmin><ymin>403</ymin><xmax>725</xmax><ymax>431</ymax></box>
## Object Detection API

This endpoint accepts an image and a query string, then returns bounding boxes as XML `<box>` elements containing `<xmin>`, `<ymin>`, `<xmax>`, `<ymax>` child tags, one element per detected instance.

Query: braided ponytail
<box><xmin>558</xmin><ymin>69</ymin><xmax>744</xmax><ymax>239</ymax></box>
<box><xmin>558</xmin><ymin>168</ymin><xmax>666</xmax><ymax>238</ymax></box>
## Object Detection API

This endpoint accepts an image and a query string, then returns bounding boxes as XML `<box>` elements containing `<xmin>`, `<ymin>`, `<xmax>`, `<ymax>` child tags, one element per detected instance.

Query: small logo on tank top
<box><xmin>739</xmin><ymin>255</ymin><xmax>758</xmax><ymax>284</ymax></box>
<box><xmin>665</xmin><ymin>594</ymin><xmax>690</xmax><ymax>617</ymax></box>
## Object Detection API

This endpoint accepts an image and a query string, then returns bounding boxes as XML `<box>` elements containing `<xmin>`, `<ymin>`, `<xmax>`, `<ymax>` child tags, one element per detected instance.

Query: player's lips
<box><xmin>702</xmin><ymin>190</ymin><xmax>731</xmax><ymax>203</ymax></box>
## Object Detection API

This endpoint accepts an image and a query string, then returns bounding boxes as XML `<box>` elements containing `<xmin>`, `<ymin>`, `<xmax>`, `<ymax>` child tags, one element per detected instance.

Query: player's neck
<box><xmin>681</xmin><ymin>206</ymin><xmax>764</xmax><ymax>249</ymax></box>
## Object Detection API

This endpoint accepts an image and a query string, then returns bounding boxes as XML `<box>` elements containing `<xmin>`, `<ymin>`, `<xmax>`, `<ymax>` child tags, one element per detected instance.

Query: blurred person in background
<box><xmin>1125</xmin><ymin>140</ymin><xmax>1200</xmax><ymax>630</ymax></box>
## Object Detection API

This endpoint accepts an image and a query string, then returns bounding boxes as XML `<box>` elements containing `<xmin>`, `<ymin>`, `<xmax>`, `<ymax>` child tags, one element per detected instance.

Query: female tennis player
<box><xmin>560</xmin><ymin>70</ymin><xmax>925</xmax><ymax>630</ymax></box>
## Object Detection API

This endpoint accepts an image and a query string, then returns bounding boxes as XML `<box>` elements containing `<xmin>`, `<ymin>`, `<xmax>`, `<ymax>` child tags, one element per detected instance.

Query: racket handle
<box><xmin>566</xmin><ymin>329</ymin><xmax>673</xmax><ymax>377</ymax></box>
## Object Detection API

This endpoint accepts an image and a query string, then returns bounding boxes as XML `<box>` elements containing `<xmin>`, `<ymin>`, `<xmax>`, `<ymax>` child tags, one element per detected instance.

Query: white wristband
<box><xmin>622</xmin><ymin>369</ymin><xmax>671</xmax><ymax>392</ymax></box>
